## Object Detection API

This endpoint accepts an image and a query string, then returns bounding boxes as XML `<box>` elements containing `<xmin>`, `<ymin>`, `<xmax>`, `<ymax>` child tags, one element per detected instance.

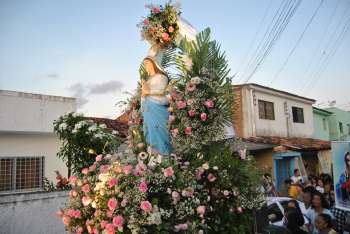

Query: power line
<box><xmin>241</xmin><ymin>0</ymin><xmax>303</xmax><ymax>83</ymax></box>
<box><xmin>235</xmin><ymin>0</ymin><xmax>274</xmax><ymax>83</ymax></box>
<box><xmin>269</xmin><ymin>0</ymin><xmax>324</xmax><ymax>85</ymax></box>
<box><xmin>303</xmin><ymin>15</ymin><xmax>350</xmax><ymax>94</ymax></box>
<box><xmin>300</xmin><ymin>0</ymin><xmax>346</xmax><ymax>92</ymax></box>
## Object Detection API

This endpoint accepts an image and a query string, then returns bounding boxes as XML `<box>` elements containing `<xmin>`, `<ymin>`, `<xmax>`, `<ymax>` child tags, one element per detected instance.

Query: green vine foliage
<box><xmin>53</xmin><ymin>112</ymin><xmax>121</xmax><ymax>176</ymax></box>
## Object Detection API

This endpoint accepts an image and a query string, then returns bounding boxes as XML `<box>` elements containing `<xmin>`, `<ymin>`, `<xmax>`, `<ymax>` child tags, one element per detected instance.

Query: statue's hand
<box><xmin>141</xmin><ymin>80</ymin><xmax>150</xmax><ymax>97</ymax></box>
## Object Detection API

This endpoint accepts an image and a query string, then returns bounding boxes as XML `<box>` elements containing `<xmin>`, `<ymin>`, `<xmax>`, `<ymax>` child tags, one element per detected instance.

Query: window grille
<box><xmin>292</xmin><ymin>107</ymin><xmax>304</xmax><ymax>123</ymax></box>
<box><xmin>0</xmin><ymin>157</ymin><xmax>44</xmax><ymax>193</ymax></box>
<box><xmin>258</xmin><ymin>100</ymin><xmax>275</xmax><ymax>120</ymax></box>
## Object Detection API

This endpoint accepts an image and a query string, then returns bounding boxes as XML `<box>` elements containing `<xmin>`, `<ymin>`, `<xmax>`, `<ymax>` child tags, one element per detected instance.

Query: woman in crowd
<box><xmin>306</xmin><ymin>191</ymin><xmax>334</xmax><ymax>234</ymax></box>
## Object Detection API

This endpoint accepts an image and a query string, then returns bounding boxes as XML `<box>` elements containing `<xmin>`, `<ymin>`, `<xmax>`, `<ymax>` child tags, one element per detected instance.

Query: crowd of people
<box><xmin>262</xmin><ymin>169</ymin><xmax>350</xmax><ymax>234</ymax></box>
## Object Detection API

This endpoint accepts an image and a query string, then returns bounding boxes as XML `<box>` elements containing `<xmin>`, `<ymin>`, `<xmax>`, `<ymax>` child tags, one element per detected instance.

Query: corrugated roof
<box><xmin>244</xmin><ymin>136</ymin><xmax>331</xmax><ymax>151</ymax></box>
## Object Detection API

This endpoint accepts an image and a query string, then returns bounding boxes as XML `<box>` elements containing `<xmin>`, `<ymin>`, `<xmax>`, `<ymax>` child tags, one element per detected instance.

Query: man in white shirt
<box><xmin>291</xmin><ymin>169</ymin><xmax>303</xmax><ymax>185</ymax></box>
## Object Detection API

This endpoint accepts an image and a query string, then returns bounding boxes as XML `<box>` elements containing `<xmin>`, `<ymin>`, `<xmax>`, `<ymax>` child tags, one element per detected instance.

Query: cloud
<box><xmin>46</xmin><ymin>72</ymin><xmax>60</xmax><ymax>79</ymax></box>
<box><xmin>89</xmin><ymin>80</ymin><xmax>124</xmax><ymax>95</ymax></box>
<box><xmin>68</xmin><ymin>80</ymin><xmax>124</xmax><ymax>109</ymax></box>
<box><xmin>68</xmin><ymin>83</ymin><xmax>89</xmax><ymax>108</ymax></box>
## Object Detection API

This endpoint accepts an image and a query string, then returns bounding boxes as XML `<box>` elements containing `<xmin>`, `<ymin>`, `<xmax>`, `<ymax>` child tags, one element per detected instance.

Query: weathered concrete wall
<box><xmin>0</xmin><ymin>191</ymin><xmax>68</xmax><ymax>234</ymax></box>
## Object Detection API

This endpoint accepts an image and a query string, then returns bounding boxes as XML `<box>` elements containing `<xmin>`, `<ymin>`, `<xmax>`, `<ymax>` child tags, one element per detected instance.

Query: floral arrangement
<box><xmin>58</xmin><ymin>143</ymin><xmax>264</xmax><ymax>233</ymax></box>
<box><xmin>58</xmin><ymin>25</ymin><xmax>264</xmax><ymax>233</ymax></box>
<box><xmin>138</xmin><ymin>3</ymin><xmax>180</xmax><ymax>48</ymax></box>
<box><xmin>168</xmin><ymin>28</ymin><xmax>234</xmax><ymax>153</ymax></box>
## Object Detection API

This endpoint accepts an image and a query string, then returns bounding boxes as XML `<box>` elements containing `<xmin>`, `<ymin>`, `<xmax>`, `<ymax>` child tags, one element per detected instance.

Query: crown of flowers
<box><xmin>138</xmin><ymin>3</ymin><xmax>180</xmax><ymax>49</ymax></box>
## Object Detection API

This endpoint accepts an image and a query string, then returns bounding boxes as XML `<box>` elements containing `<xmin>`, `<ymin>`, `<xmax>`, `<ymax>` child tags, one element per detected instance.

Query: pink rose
<box><xmin>89</xmin><ymin>164</ymin><xmax>96</xmax><ymax>172</ymax></box>
<box><xmin>68</xmin><ymin>176</ymin><xmax>77</xmax><ymax>185</ymax></box>
<box><xmin>107</xmin><ymin>198</ymin><xmax>118</xmax><ymax>211</ymax></box>
<box><xmin>175</xmin><ymin>223</ymin><xmax>188</xmax><ymax>231</ymax></box>
<box><xmin>162</xmin><ymin>32</ymin><xmax>170</xmax><ymax>42</ymax></box>
<box><xmin>140</xmin><ymin>201</ymin><xmax>152</xmax><ymax>213</ymax></box>
<box><xmin>108</xmin><ymin>178</ymin><xmax>118</xmax><ymax>188</ymax></box>
<box><xmin>100</xmin><ymin>220</ymin><xmax>108</xmax><ymax>229</ymax></box>
<box><xmin>106</xmin><ymin>210</ymin><xmax>113</xmax><ymax>218</ymax></box>
<box><xmin>100</xmin><ymin>165</ymin><xmax>109</xmax><ymax>174</ymax></box>
<box><xmin>76</xmin><ymin>227</ymin><xmax>84</xmax><ymax>234</ymax></box>
<box><xmin>205</xmin><ymin>99</ymin><xmax>214</xmax><ymax>108</ymax></box>
<box><xmin>207</xmin><ymin>173</ymin><xmax>217</xmax><ymax>182</ymax></box>
<box><xmin>163</xmin><ymin>166</ymin><xmax>174</xmax><ymax>177</ymax></box>
<box><xmin>170</xmin><ymin>90</ymin><xmax>178</xmax><ymax>100</ymax></box>
<box><xmin>105</xmin><ymin>223</ymin><xmax>115</xmax><ymax>234</ymax></box>
<box><xmin>223</xmin><ymin>190</ymin><xmax>230</xmax><ymax>196</ymax></box>
<box><xmin>137</xmin><ymin>142</ymin><xmax>145</xmax><ymax>149</ymax></box>
<box><xmin>168</xmin><ymin>115</ymin><xmax>175</xmax><ymax>123</ymax></box>
<box><xmin>200</xmin><ymin>113</ymin><xmax>207</xmax><ymax>121</ymax></box>
<box><xmin>171</xmin><ymin>128</ymin><xmax>179</xmax><ymax>137</ymax></box>
<box><xmin>186</xmin><ymin>83</ymin><xmax>196</xmax><ymax>92</ymax></box>
<box><xmin>184</xmin><ymin>127</ymin><xmax>192</xmax><ymax>135</ymax></box>
<box><xmin>168</xmin><ymin>26</ymin><xmax>174</xmax><ymax>33</ymax></box>
<box><xmin>121</xmin><ymin>199</ymin><xmax>128</xmax><ymax>207</ymax></box>
<box><xmin>81</xmin><ymin>168</ymin><xmax>89</xmax><ymax>175</ymax></box>
<box><xmin>152</xmin><ymin>7</ymin><xmax>160</xmax><ymax>14</ymax></box>
<box><xmin>188</xmin><ymin>110</ymin><xmax>196</xmax><ymax>117</ymax></box>
<box><xmin>182</xmin><ymin>187</ymin><xmax>194</xmax><ymax>197</ymax></box>
<box><xmin>196</xmin><ymin>168</ymin><xmax>204</xmax><ymax>180</ymax></box>
<box><xmin>143</xmin><ymin>19</ymin><xmax>150</xmax><ymax>26</ymax></box>
<box><xmin>135</xmin><ymin>162</ymin><xmax>147</xmax><ymax>176</ymax></box>
<box><xmin>62</xmin><ymin>216</ymin><xmax>70</xmax><ymax>226</ymax></box>
<box><xmin>81</xmin><ymin>184</ymin><xmax>90</xmax><ymax>193</ymax></box>
<box><xmin>197</xmin><ymin>205</ymin><xmax>206</xmax><ymax>217</ymax></box>
<box><xmin>171</xmin><ymin>191</ymin><xmax>180</xmax><ymax>203</ymax></box>
<box><xmin>82</xmin><ymin>196</ymin><xmax>92</xmax><ymax>206</ymax></box>
<box><xmin>95</xmin><ymin>154</ymin><xmax>103</xmax><ymax>162</ymax></box>
<box><xmin>139</xmin><ymin>181</ymin><xmax>148</xmax><ymax>193</ymax></box>
<box><xmin>237</xmin><ymin>207</ymin><xmax>244</xmax><ymax>213</ymax></box>
<box><xmin>176</xmin><ymin>100</ymin><xmax>187</xmax><ymax>109</ymax></box>
<box><xmin>113</xmin><ymin>215</ymin><xmax>124</xmax><ymax>227</ymax></box>
<box><xmin>123</xmin><ymin>164</ymin><xmax>133</xmax><ymax>175</ymax></box>
<box><xmin>72</xmin><ymin>210</ymin><xmax>81</xmax><ymax>218</ymax></box>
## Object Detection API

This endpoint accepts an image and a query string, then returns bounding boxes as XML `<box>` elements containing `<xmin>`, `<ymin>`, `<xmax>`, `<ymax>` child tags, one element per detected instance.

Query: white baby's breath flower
<box><xmin>99</xmin><ymin>124</ymin><xmax>107</xmax><ymax>129</ymax></box>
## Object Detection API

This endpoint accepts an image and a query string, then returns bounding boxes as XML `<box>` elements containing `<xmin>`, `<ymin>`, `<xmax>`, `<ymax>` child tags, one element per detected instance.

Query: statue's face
<box><xmin>144</xmin><ymin>59</ymin><xmax>155</xmax><ymax>75</ymax></box>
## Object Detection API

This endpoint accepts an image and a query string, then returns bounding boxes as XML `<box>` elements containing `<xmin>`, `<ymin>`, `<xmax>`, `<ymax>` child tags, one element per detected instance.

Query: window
<box><xmin>258</xmin><ymin>100</ymin><xmax>275</xmax><ymax>120</ymax></box>
<box><xmin>322</xmin><ymin>118</ymin><xmax>327</xmax><ymax>130</ymax></box>
<box><xmin>347</xmin><ymin>124</ymin><xmax>350</xmax><ymax>135</ymax></box>
<box><xmin>292</xmin><ymin>107</ymin><xmax>304</xmax><ymax>123</ymax></box>
<box><xmin>0</xmin><ymin>157</ymin><xmax>44</xmax><ymax>192</ymax></box>
<box><xmin>339</xmin><ymin>122</ymin><xmax>343</xmax><ymax>134</ymax></box>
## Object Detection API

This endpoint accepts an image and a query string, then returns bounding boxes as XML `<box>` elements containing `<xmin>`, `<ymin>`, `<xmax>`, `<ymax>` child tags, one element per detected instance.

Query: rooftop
<box><xmin>234</xmin><ymin>83</ymin><xmax>316</xmax><ymax>103</ymax></box>
<box><xmin>87</xmin><ymin>117</ymin><xmax>128</xmax><ymax>137</ymax></box>
<box><xmin>244</xmin><ymin>136</ymin><xmax>331</xmax><ymax>151</ymax></box>
<box><xmin>0</xmin><ymin>89</ymin><xmax>75</xmax><ymax>102</ymax></box>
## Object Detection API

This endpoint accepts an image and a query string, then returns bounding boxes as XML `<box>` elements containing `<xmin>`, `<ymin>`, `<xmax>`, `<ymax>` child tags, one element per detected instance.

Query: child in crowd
<box><xmin>314</xmin><ymin>213</ymin><xmax>337</xmax><ymax>234</ymax></box>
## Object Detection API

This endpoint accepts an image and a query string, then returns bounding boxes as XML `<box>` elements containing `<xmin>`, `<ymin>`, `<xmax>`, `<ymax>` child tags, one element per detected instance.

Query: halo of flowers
<box><xmin>138</xmin><ymin>3</ymin><xmax>180</xmax><ymax>48</ymax></box>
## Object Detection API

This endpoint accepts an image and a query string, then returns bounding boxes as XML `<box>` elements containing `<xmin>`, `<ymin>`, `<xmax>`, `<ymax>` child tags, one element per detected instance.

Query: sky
<box><xmin>0</xmin><ymin>0</ymin><xmax>349</xmax><ymax>118</ymax></box>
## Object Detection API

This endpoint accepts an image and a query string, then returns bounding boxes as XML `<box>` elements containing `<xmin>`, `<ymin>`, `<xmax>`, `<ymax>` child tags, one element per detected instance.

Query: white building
<box><xmin>234</xmin><ymin>83</ymin><xmax>315</xmax><ymax>138</ymax></box>
<box><xmin>0</xmin><ymin>90</ymin><xmax>76</xmax><ymax>194</ymax></box>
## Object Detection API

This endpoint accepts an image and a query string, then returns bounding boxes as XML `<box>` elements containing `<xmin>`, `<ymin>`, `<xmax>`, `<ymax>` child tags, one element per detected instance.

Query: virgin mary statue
<box><xmin>141</xmin><ymin>49</ymin><xmax>171</xmax><ymax>155</ymax></box>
